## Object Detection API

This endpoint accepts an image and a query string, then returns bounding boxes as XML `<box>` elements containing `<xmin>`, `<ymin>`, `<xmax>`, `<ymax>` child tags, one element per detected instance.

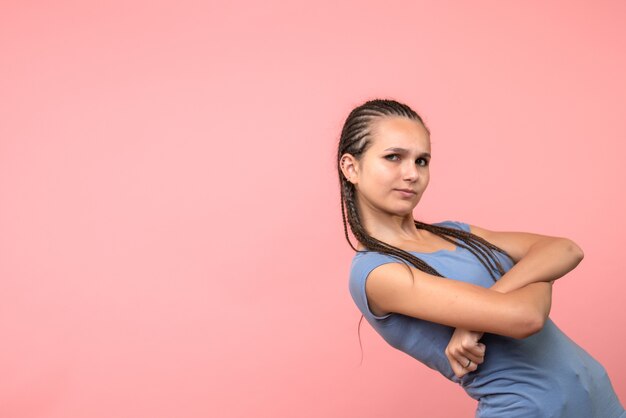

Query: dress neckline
<box><xmin>408</xmin><ymin>245</ymin><xmax>460</xmax><ymax>255</ymax></box>
<box><xmin>356</xmin><ymin>245</ymin><xmax>460</xmax><ymax>255</ymax></box>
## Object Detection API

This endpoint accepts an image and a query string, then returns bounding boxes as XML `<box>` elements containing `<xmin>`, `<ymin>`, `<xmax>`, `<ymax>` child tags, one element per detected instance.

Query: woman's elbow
<box><xmin>510</xmin><ymin>307</ymin><xmax>547</xmax><ymax>339</ymax></box>
<box><xmin>521</xmin><ymin>311</ymin><xmax>546</xmax><ymax>338</ymax></box>
<box><xmin>564</xmin><ymin>238</ymin><xmax>584</xmax><ymax>264</ymax></box>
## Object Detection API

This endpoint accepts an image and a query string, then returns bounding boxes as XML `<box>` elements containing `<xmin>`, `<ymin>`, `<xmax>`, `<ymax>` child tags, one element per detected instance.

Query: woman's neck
<box><xmin>359</xmin><ymin>210</ymin><xmax>426</xmax><ymax>249</ymax></box>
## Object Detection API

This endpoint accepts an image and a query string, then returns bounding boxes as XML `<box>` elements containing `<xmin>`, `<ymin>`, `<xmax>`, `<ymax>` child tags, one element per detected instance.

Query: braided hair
<box><xmin>337</xmin><ymin>99</ymin><xmax>514</xmax><ymax>363</ymax></box>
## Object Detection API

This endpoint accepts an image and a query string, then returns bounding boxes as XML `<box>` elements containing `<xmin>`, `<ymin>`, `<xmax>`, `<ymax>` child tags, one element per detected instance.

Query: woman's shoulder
<box><xmin>350</xmin><ymin>250</ymin><xmax>405</xmax><ymax>279</ymax></box>
<box><xmin>351</xmin><ymin>249</ymin><xmax>400</xmax><ymax>266</ymax></box>
<box><xmin>348</xmin><ymin>251</ymin><xmax>405</xmax><ymax>321</ymax></box>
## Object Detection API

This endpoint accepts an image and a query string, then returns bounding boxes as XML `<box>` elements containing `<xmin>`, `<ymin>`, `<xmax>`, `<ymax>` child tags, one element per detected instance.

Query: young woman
<box><xmin>338</xmin><ymin>99</ymin><xmax>625</xmax><ymax>417</ymax></box>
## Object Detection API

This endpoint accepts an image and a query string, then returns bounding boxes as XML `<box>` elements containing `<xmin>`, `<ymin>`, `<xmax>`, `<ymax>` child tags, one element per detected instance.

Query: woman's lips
<box><xmin>395</xmin><ymin>189</ymin><xmax>417</xmax><ymax>197</ymax></box>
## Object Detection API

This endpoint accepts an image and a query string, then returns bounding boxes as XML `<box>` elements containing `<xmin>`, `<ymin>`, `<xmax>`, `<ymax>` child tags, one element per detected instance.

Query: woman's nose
<box><xmin>403</xmin><ymin>162</ymin><xmax>419</xmax><ymax>181</ymax></box>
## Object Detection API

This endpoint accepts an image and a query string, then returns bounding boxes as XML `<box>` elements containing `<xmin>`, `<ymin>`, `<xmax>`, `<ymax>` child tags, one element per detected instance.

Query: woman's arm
<box><xmin>469</xmin><ymin>225</ymin><xmax>585</xmax><ymax>293</ymax></box>
<box><xmin>445</xmin><ymin>281</ymin><xmax>553</xmax><ymax>377</ymax></box>
<box><xmin>365</xmin><ymin>263</ymin><xmax>551</xmax><ymax>339</ymax></box>
<box><xmin>445</xmin><ymin>225</ymin><xmax>583</xmax><ymax>377</ymax></box>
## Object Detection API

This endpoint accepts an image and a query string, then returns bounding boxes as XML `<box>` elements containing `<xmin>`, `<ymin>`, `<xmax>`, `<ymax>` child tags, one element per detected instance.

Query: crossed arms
<box><xmin>364</xmin><ymin>225</ymin><xmax>584</xmax><ymax>377</ymax></box>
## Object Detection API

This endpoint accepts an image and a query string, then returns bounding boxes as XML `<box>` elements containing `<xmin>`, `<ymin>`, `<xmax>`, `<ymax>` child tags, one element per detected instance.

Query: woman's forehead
<box><xmin>370</xmin><ymin>117</ymin><xmax>430</xmax><ymax>150</ymax></box>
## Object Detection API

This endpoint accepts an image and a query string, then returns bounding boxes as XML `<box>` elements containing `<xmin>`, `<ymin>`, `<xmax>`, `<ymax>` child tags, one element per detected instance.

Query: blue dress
<box><xmin>349</xmin><ymin>220</ymin><xmax>625</xmax><ymax>417</ymax></box>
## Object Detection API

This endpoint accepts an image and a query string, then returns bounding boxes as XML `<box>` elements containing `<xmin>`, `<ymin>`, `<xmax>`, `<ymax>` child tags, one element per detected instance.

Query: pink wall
<box><xmin>1</xmin><ymin>1</ymin><xmax>624</xmax><ymax>417</ymax></box>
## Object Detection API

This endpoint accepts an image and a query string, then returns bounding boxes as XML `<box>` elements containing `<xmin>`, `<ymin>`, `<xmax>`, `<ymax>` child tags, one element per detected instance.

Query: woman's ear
<box><xmin>340</xmin><ymin>153</ymin><xmax>359</xmax><ymax>184</ymax></box>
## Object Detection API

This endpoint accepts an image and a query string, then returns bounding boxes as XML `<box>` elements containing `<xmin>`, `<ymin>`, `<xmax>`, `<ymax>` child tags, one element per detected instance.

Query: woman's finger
<box><xmin>450</xmin><ymin>359</ymin><xmax>468</xmax><ymax>378</ymax></box>
<box><xmin>446</xmin><ymin>349</ymin><xmax>468</xmax><ymax>378</ymax></box>
<box><xmin>462</xmin><ymin>340</ymin><xmax>486</xmax><ymax>358</ymax></box>
<box><xmin>452</xmin><ymin>349</ymin><xmax>484</xmax><ymax>366</ymax></box>
<box><xmin>464</xmin><ymin>359</ymin><xmax>479</xmax><ymax>372</ymax></box>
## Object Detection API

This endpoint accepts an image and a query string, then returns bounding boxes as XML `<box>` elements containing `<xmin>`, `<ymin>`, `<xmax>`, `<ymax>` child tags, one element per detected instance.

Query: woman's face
<box><xmin>347</xmin><ymin>116</ymin><xmax>431</xmax><ymax>218</ymax></box>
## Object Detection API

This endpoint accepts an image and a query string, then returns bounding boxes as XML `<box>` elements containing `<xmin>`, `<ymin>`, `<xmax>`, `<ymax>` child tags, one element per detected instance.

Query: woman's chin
<box><xmin>386</xmin><ymin>206</ymin><xmax>418</xmax><ymax>217</ymax></box>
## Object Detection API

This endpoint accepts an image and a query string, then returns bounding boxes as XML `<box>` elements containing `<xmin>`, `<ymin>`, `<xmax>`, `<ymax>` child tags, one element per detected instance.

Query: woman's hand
<box><xmin>445</xmin><ymin>328</ymin><xmax>485</xmax><ymax>378</ymax></box>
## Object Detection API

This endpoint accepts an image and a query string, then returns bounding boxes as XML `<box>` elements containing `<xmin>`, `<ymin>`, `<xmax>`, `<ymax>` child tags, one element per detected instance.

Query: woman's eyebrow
<box><xmin>384</xmin><ymin>147</ymin><xmax>431</xmax><ymax>158</ymax></box>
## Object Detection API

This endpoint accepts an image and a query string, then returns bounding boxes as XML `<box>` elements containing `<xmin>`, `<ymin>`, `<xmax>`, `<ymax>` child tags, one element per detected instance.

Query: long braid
<box><xmin>414</xmin><ymin>221</ymin><xmax>512</xmax><ymax>280</ymax></box>
<box><xmin>337</xmin><ymin>99</ymin><xmax>514</xmax><ymax>365</ymax></box>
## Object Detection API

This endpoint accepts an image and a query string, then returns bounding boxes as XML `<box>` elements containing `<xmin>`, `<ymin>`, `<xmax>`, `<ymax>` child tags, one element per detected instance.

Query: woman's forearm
<box><xmin>449</xmin><ymin>234</ymin><xmax>577</xmax><ymax>346</ymax></box>
<box><xmin>491</xmin><ymin>237</ymin><xmax>584</xmax><ymax>294</ymax></box>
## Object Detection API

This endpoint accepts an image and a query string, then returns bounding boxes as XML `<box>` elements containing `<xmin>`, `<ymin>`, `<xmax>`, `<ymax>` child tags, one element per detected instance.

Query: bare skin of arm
<box><xmin>471</xmin><ymin>225</ymin><xmax>584</xmax><ymax>293</ymax></box>
<box><xmin>365</xmin><ymin>264</ymin><xmax>552</xmax><ymax>340</ymax></box>
<box><xmin>445</xmin><ymin>226</ymin><xmax>585</xmax><ymax>377</ymax></box>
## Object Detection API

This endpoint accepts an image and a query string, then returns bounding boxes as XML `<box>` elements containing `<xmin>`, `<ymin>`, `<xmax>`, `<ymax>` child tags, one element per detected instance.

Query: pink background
<box><xmin>1</xmin><ymin>1</ymin><xmax>625</xmax><ymax>417</ymax></box>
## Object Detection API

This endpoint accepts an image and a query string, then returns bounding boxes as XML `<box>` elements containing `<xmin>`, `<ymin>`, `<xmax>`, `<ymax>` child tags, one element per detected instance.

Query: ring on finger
<box><xmin>465</xmin><ymin>359</ymin><xmax>472</xmax><ymax>368</ymax></box>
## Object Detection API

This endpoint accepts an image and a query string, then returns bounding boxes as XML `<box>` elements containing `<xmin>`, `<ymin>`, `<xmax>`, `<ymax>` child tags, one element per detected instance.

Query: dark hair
<box><xmin>337</xmin><ymin>99</ymin><xmax>513</xmax><ymax>364</ymax></box>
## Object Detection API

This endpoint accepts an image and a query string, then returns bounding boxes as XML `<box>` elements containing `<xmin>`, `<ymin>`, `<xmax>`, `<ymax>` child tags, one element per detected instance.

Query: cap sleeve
<box><xmin>348</xmin><ymin>251</ymin><xmax>403</xmax><ymax>320</ymax></box>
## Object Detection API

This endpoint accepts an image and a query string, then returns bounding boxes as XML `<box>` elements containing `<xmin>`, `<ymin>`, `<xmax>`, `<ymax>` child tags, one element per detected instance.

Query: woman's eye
<box><xmin>384</xmin><ymin>154</ymin><xmax>400</xmax><ymax>161</ymax></box>
<box><xmin>416</xmin><ymin>158</ymin><xmax>429</xmax><ymax>167</ymax></box>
